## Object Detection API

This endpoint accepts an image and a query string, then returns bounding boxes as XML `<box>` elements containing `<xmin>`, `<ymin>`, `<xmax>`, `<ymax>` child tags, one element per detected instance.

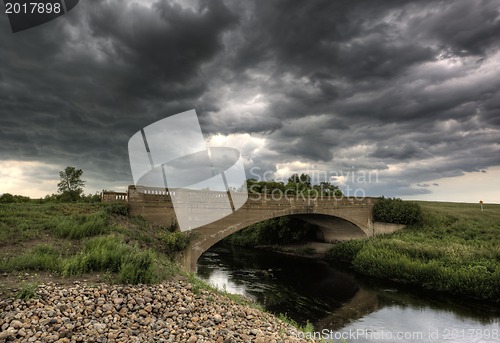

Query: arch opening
<box><xmin>190</xmin><ymin>213</ymin><xmax>368</xmax><ymax>271</ymax></box>
<box><xmin>292</xmin><ymin>214</ymin><xmax>368</xmax><ymax>242</ymax></box>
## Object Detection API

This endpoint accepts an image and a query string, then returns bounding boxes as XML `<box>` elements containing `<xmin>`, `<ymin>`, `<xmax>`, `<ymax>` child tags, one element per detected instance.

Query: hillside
<box><xmin>0</xmin><ymin>202</ymin><xmax>189</xmax><ymax>297</ymax></box>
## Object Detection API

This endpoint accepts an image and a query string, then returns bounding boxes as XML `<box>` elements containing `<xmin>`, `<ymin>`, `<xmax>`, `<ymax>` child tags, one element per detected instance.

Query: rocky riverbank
<box><xmin>0</xmin><ymin>280</ymin><xmax>311</xmax><ymax>343</ymax></box>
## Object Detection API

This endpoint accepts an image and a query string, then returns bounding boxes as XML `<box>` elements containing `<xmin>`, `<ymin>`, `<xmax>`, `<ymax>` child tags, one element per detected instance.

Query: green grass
<box><xmin>0</xmin><ymin>202</ymin><xmax>186</xmax><ymax>284</ymax></box>
<box><xmin>277</xmin><ymin>313</ymin><xmax>315</xmax><ymax>335</ymax></box>
<box><xmin>1</xmin><ymin>244</ymin><xmax>63</xmax><ymax>272</ymax></box>
<box><xmin>62</xmin><ymin>235</ymin><xmax>170</xmax><ymax>284</ymax></box>
<box><xmin>103</xmin><ymin>202</ymin><xmax>130</xmax><ymax>216</ymax></box>
<box><xmin>16</xmin><ymin>282</ymin><xmax>38</xmax><ymax>300</ymax></box>
<box><xmin>0</xmin><ymin>203</ymin><xmax>104</xmax><ymax>243</ymax></box>
<box><xmin>329</xmin><ymin>202</ymin><xmax>500</xmax><ymax>302</ymax></box>
<box><xmin>54</xmin><ymin>212</ymin><xmax>110</xmax><ymax>239</ymax></box>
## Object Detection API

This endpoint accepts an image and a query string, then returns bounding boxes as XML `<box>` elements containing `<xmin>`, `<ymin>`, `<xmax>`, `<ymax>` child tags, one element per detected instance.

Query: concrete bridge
<box><xmin>103</xmin><ymin>186</ymin><xmax>404</xmax><ymax>271</ymax></box>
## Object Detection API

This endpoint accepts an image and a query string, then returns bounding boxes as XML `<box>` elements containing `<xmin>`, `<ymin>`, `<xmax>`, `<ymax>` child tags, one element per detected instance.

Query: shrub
<box><xmin>104</xmin><ymin>203</ymin><xmax>130</xmax><ymax>216</ymax></box>
<box><xmin>158</xmin><ymin>231</ymin><xmax>190</xmax><ymax>257</ymax></box>
<box><xmin>0</xmin><ymin>193</ymin><xmax>31</xmax><ymax>203</ymax></box>
<box><xmin>373</xmin><ymin>197</ymin><xmax>423</xmax><ymax>225</ymax></box>
<box><xmin>328</xmin><ymin>239</ymin><xmax>367</xmax><ymax>263</ymax></box>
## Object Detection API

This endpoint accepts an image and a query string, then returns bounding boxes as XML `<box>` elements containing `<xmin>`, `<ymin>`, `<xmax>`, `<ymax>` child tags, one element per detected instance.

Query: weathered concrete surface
<box><xmin>125</xmin><ymin>186</ymin><xmax>375</xmax><ymax>271</ymax></box>
<box><xmin>106</xmin><ymin>186</ymin><xmax>404</xmax><ymax>271</ymax></box>
<box><xmin>373</xmin><ymin>222</ymin><xmax>406</xmax><ymax>235</ymax></box>
<box><xmin>181</xmin><ymin>194</ymin><xmax>375</xmax><ymax>271</ymax></box>
<box><xmin>295</xmin><ymin>214</ymin><xmax>368</xmax><ymax>242</ymax></box>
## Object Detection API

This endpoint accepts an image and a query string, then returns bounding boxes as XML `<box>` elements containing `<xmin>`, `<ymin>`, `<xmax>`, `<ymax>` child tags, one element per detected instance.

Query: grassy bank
<box><xmin>0</xmin><ymin>202</ymin><xmax>190</xmax><ymax>285</ymax></box>
<box><xmin>329</xmin><ymin>202</ymin><xmax>500</xmax><ymax>302</ymax></box>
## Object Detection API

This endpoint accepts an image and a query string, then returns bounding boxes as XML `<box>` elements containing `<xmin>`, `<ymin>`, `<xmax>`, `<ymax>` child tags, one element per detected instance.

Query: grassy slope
<box><xmin>0</xmin><ymin>202</ymin><xmax>189</xmax><ymax>285</ymax></box>
<box><xmin>329</xmin><ymin>201</ymin><xmax>500</xmax><ymax>302</ymax></box>
<box><xmin>3</xmin><ymin>201</ymin><xmax>499</xmax><ymax>302</ymax></box>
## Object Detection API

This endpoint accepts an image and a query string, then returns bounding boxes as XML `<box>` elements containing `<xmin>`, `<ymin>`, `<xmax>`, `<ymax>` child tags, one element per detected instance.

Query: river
<box><xmin>197</xmin><ymin>242</ymin><xmax>500</xmax><ymax>343</ymax></box>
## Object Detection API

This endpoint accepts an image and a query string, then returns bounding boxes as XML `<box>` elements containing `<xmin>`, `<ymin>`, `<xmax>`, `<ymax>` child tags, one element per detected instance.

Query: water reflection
<box><xmin>197</xmin><ymin>242</ymin><xmax>500</xmax><ymax>343</ymax></box>
<box><xmin>337</xmin><ymin>306</ymin><xmax>500</xmax><ymax>343</ymax></box>
<box><xmin>316</xmin><ymin>288</ymin><xmax>379</xmax><ymax>331</ymax></box>
<box><xmin>197</xmin><ymin>242</ymin><xmax>378</xmax><ymax>326</ymax></box>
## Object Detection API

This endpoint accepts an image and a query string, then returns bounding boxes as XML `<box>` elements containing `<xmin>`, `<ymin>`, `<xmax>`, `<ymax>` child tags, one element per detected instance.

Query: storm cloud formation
<box><xmin>1</xmin><ymin>0</ymin><xmax>499</xmax><ymax>198</ymax></box>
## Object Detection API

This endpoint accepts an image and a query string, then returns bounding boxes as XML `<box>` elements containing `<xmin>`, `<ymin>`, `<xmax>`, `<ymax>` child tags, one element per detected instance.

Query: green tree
<box><xmin>57</xmin><ymin>166</ymin><xmax>86</xmax><ymax>202</ymax></box>
<box><xmin>247</xmin><ymin>174</ymin><xmax>343</xmax><ymax>197</ymax></box>
<box><xmin>314</xmin><ymin>181</ymin><xmax>343</xmax><ymax>196</ymax></box>
<box><xmin>286</xmin><ymin>173</ymin><xmax>313</xmax><ymax>194</ymax></box>
<box><xmin>288</xmin><ymin>173</ymin><xmax>300</xmax><ymax>184</ymax></box>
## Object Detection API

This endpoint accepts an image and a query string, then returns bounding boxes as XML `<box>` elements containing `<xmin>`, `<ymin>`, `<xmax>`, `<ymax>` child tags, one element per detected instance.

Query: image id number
<box><xmin>5</xmin><ymin>2</ymin><xmax>62</xmax><ymax>14</ymax></box>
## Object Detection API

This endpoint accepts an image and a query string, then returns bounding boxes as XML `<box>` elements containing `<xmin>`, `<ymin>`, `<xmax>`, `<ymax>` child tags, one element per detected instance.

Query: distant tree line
<box><xmin>0</xmin><ymin>193</ymin><xmax>31</xmax><ymax>203</ymax></box>
<box><xmin>0</xmin><ymin>191</ymin><xmax>101</xmax><ymax>204</ymax></box>
<box><xmin>0</xmin><ymin>166</ymin><xmax>101</xmax><ymax>204</ymax></box>
<box><xmin>40</xmin><ymin>192</ymin><xmax>101</xmax><ymax>203</ymax></box>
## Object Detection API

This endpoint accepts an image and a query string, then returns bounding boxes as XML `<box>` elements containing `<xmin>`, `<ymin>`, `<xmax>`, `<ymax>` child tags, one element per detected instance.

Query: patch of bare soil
<box><xmin>0</xmin><ymin>272</ymin><xmax>108</xmax><ymax>300</ymax></box>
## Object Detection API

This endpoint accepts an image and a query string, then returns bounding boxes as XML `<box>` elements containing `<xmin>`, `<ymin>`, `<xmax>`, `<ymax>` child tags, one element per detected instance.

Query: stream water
<box><xmin>197</xmin><ymin>242</ymin><xmax>500</xmax><ymax>343</ymax></box>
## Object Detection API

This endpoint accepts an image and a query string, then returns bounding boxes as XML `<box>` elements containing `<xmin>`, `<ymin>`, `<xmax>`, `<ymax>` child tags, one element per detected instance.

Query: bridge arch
<box><xmin>118</xmin><ymin>186</ymin><xmax>379</xmax><ymax>272</ymax></box>
<box><xmin>293</xmin><ymin>213</ymin><xmax>368</xmax><ymax>242</ymax></box>
<box><xmin>186</xmin><ymin>212</ymin><xmax>368</xmax><ymax>270</ymax></box>
<box><xmin>183</xmin><ymin>201</ymin><xmax>374</xmax><ymax>271</ymax></box>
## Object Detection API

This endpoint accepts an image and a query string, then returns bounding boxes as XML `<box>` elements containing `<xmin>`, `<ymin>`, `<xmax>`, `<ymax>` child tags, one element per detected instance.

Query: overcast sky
<box><xmin>1</xmin><ymin>0</ymin><xmax>499</xmax><ymax>203</ymax></box>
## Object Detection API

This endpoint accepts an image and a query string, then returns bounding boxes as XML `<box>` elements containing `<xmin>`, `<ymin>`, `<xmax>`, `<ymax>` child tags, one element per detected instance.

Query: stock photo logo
<box><xmin>128</xmin><ymin>109</ymin><xmax>248</xmax><ymax>232</ymax></box>
<box><xmin>4</xmin><ymin>0</ymin><xmax>79</xmax><ymax>33</ymax></box>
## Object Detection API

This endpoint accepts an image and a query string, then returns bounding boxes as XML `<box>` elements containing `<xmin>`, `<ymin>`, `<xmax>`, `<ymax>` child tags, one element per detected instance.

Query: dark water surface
<box><xmin>197</xmin><ymin>242</ymin><xmax>500</xmax><ymax>343</ymax></box>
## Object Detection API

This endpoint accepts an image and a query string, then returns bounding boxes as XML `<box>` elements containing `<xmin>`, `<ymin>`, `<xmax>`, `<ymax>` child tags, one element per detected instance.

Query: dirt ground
<box><xmin>0</xmin><ymin>271</ymin><xmax>107</xmax><ymax>300</ymax></box>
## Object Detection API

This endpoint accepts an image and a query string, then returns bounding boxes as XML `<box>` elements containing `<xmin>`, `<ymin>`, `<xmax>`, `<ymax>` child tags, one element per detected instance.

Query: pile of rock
<box><xmin>0</xmin><ymin>280</ymin><xmax>311</xmax><ymax>342</ymax></box>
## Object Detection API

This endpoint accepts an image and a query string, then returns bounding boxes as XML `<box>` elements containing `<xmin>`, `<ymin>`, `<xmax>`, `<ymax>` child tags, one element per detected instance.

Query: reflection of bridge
<box><xmin>103</xmin><ymin>186</ymin><xmax>404</xmax><ymax>271</ymax></box>
<box><xmin>315</xmin><ymin>287</ymin><xmax>380</xmax><ymax>331</ymax></box>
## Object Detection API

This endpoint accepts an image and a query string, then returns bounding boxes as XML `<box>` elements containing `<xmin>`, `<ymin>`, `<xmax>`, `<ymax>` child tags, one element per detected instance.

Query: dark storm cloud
<box><xmin>413</xmin><ymin>0</ymin><xmax>500</xmax><ymax>56</ymax></box>
<box><xmin>370</xmin><ymin>143</ymin><xmax>432</xmax><ymax>161</ymax></box>
<box><xmin>83</xmin><ymin>0</ymin><xmax>237</xmax><ymax>98</ymax></box>
<box><xmin>228</xmin><ymin>0</ymin><xmax>437</xmax><ymax>81</ymax></box>
<box><xmin>204</xmin><ymin>0</ymin><xmax>500</xmax><ymax>197</ymax></box>
<box><xmin>0</xmin><ymin>0</ymin><xmax>237</xmax><ymax>189</ymax></box>
<box><xmin>220</xmin><ymin>0</ymin><xmax>500</xmax><ymax>122</ymax></box>
<box><xmin>1</xmin><ymin>0</ymin><xmax>499</xmax><ymax>197</ymax></box>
